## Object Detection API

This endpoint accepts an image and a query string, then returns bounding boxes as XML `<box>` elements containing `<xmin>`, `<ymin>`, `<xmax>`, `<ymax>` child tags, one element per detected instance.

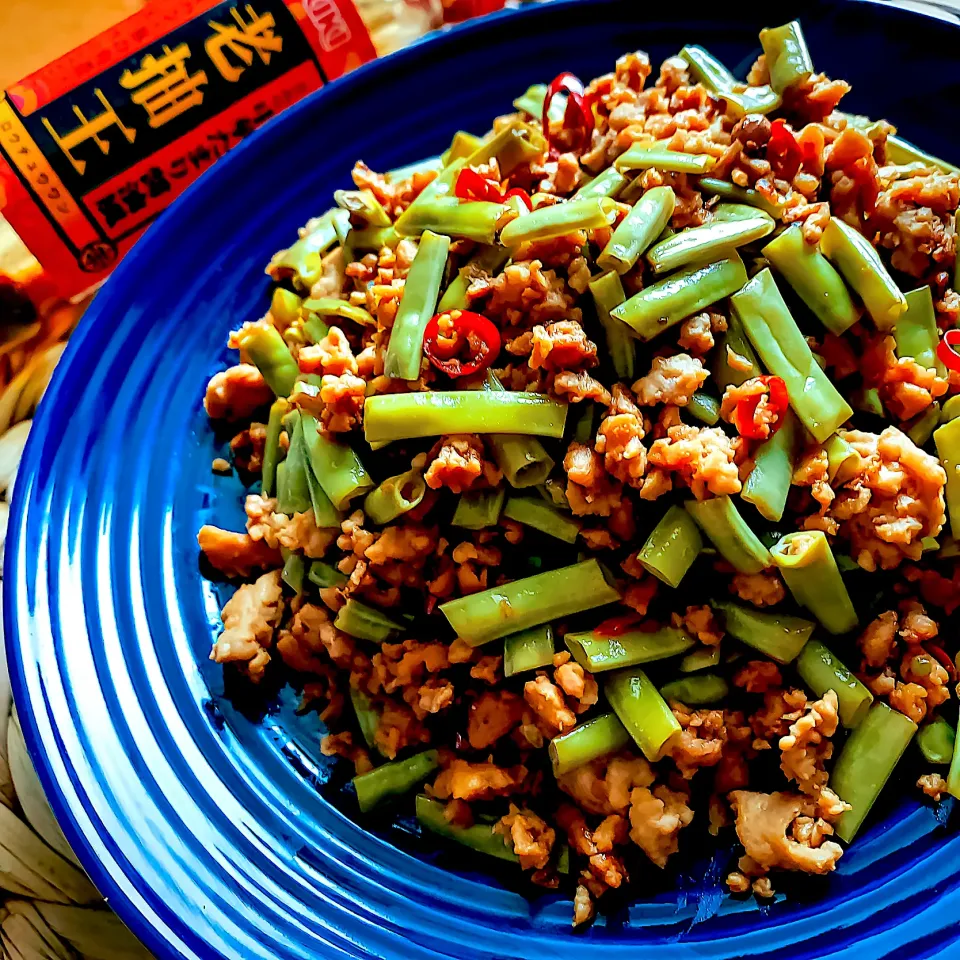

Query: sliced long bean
<box><xmin>353</xmin><ymin>750</ymin><xmax>439</xmax><ymax>813</ymax></box>
<box><xmin>635</xmin><ymin>504</ymin><xmax>702</xmax><ymax>587</ymax></box>
<box><xmin>309</xmin><ymin>560</ymin><xmax>348</xmax><ymax>588</ymax></box>
<box><xmin>334</xmin><ymin>188</ymin><xmax>391</xmax><ymax>227</ymax></box>
<box><xmin>908</xmin><ymin>404</ymin><xmax>940</xmax><ymax>447</ymax></box>
<box><xmin>685</xmin><ymin>496</ymin><xmax>772</xmax><ymax>574</ymax></box>
<box><xmin>759</xmin><ymin>21</ymin><xmax>813</xmax><ymax>93</ymax></box>
<box><xmin>549</xmin><ymin>713</ymin><xmax>631</xmax><ymax>777</ymax></box>
<box><xmin>712</xmin><ymin>308</ymin><xmax>762</xmax><ymax>390</ymax></box>
<box><xmin>820</xmin><ymin>217</ymin><xmax>906</xmax><ymax>331</ymax></box>
<box><xmin>589</xmin><ymin>271</ymin><xmax>636</xmax><ymax>380</ymax></box>
<box><xmin>276</xmin><ymin>412</ymin><xmax>312</xmax><ymax>516</ymax></box>
<box><xmin>679</xmin><ymin>645</ymin><xmax>721</xmax><ymax>673</ymax></box>
<box><xmin>384</xmin><ymin>230</ymin><xmax>451</xmax><ymax>380</ymax></box>
<box><xmin>895</xmin><ymin>286</ymin><xmax>945</xmax><ymax>375</ymax></box>
<box><xmin>660</xmin><ymin>674</ymin><xmax>729</xmax><ymax>705</ymax></box>
<box><xmin>350</xmin><ymin>688</ymin><xmax>380</xmax><ymax>751</ymax></box>
<box><xmin>416</xmin><ymin>795</ymin><xmax>518</xmax><ymax>864</ymax></box>
<box><xmin>646</xmin><ymin>215</ymin><xmax>774</xmax><ymax>275</ymax></box>
<box><xmin>796</xmin><ymin>638</ymin><xmax>873</xmax><ymax>727</ymax></box>
<box><xmin>503</xmin><ymin>625</ymin><xmax>555</xmax><ymax>677</ymax></box>
<box><xmin>605</xmin><ymin>668</ymin><xmax>681</xmax><ymax>762</ymax></box>
<box><xmin>236</xmin><ymin>323</ymin><xmax>300</xmax><ymax>398</ymax></box>
<box><xmin>500</xmin><ymin>197</ymin><xmax>614</xmax><ymax>246</ymax></box>
<box><xmin>442</xmin><ymin>130</ymin><xmax>483</xmax><ymax>166</ymax></box>
<box><xmin>763</xmin><ymin>226</ymin><xmax>860</xmax><ymax>335</ymax></box>
<box><xmin>918</xmin><ymin>717</ymin><xmax>955</xmax><ymax>766</ymax></box>
<box><xmin>823</xmin><ymin>433</ymin><xmax>862</xmax><ymax>485</ymax></box>
<box><xmin>301</xmin><ymin>412</ymin><xmax>374</xmax><ymax>509</ymax></box>
<box><xmin>440</xmin><ymin>559</ymin><xmax>620</xmax><ymax>646</ymax></box>
<box><xmin>335</xmin><ymin>598</ymin><xmax>405</xmax><ymax>643</ymax></box>
<box><xmin>261</xmin><ymin>398</ymin><xmax>289</xmax><ymax>498</ymax></box>
<box><xmin>714</xmin><ymin>600</ymin><xmax>814</xmax><ymax>663</ymax></box>
<box><xmin>451</xmin><ymin>487</ymin><xmax>506</xmax><ymax>529</ymax></box>
<box><xmin>270</xmin><ymin>288</ymin><xmax>302</xmax><ymax>328</ymax></box>
<box><xmin>364</xmin><ymin>469</ymin><xmax>426</xmax><ymax>525</ymax></box>
<box><xmin>364</xmin><ymin>392</ymin><xmax>568</xmax><ymax>444</ymax></box>
<box><xmin>305</xmin><ymin>454</ymin><xmax>343</xmax><ymax>528</ymax></box>
<box><xmin>770</xmin><ymin>531</ymin><xmax>858</xmax><ymax>635</ymax></box>
<box><xmin>484</xmin><ymin>373</ymin><xmax>556</xmax><ymax>488</ymax></box>
<box><xmin>503</xmin><ymin>496</ymin><xmax>581</xmax><ymax>543</ymax></box>
<box><xmin>699</xmin><ymin>178</ymin><xmax>784</xmax><ymax>218</ymax></box>
<box><xmin>615</xmin><ymin>144</ymin><xmax>717</xmax><ymax>175</ymax></box>
<box><xmin>267</xmin><ymin>208</ymin><xmax>347</xmax><ymax>290</ymax></box>
<box><xmin>597</xmin><ymin>186</ymin><xmax>675</xmax><ymax>275</ymax></box>
<box><xmin>613</xmin><ymin>254</ymin><xmax>748</xmax><ymax>342</ymax></box>
<box><xmin>466</xmin><ymin>119</ymin><xmax>546</xmax><ymax>176</ymax></box>
<box><xmin>574</xmin><ymin>166</ymin><xmax>628</xmax><ymax>200</ymax></box>
<box><xmin>395</xmin><ymin>196</ymin><xmax>504</xmax><ymax>244</ymax></box>
<box><xmin>731</xmin><ymin>268</ymin><xmax>852</xmax><ymax>442</ymax></box>
<box><xmin>741</xmin><ymin>409</ymin><xmax>799</xmax><ymax>522</ymax></box>
<box><xmin>679</xmin><ymin>45</ymin><xmax>781</xmax><ymax>117</ymax></box>
<box><xmin>934</xmin><ymin>417</ymin><xmax>960</xmax><ymax>539</ymax></box>
<box><xmin>303</xmin><ymin>297</ymin><xmax>376</xmax><ymax>329</ymax></box>
<box><xmin>831</xmin><ymin>702</ymin><xmax>917</xmax><ymax>842</ymax></box>
<box><xmin>565</xmin><ymin>626</ymin><xmax>695</xmax><ymax>673</ymax></box>
<box><xmin>281</xmin><ymin>550</ymin><xmax>306</xmax><ymax>595</ymax></box>
<box><xmin>686</xmin><ymin>391</ymin><xmax>720</xmax><ymax>426</ymax></box>
<box><xmin>439</xmin><ymin>245</ymin><xmax>511</xmax><ymax>312</ymax></box>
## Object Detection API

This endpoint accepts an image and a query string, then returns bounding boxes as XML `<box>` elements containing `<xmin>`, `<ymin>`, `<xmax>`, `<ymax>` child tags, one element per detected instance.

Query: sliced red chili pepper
<box><xmin>423</xmin><ymin>309</ymin><xmax>501</xmax><ymax>378</ymax></box>
<box><xmin>454</xmin><ymin>167</ymin><xmax>504</xmax><ymax>204</ymax></box>
<box><xmin>734</xmin><ymin>375</ymin><xmax>790</xmax><ymax>440</ymax></box>
<box><xmin>767</xmin><ymin>118</ymin><xmax>804</xmax><ymax>182</ymax></box>
<box><xmin>542</xmin><ymin>72</ymin><xmax>595</xmax><ymax>158</ymax></box>
<box><xmin>938</xmin><ymin>328</ymin><xmax>960</xmax><ymax>373</ymax></box>
<box><xmin>503</xmin><ymin>187</ymin><xmax>533</xmax><ymax>210</ymax></box>
<box><xmin>593</xmin><ymin>612</ymin><xmax>646</xmax><ymax>637</ymax></box>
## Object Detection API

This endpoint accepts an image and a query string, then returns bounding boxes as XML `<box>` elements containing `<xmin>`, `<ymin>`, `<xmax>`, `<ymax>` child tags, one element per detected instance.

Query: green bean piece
<box><xmin>934</xmin><ymin>417</ymin><xmax>960</xmax><ymax>539</ymax></box>
<box><xmin>823</xmin><ymin>433</ymin><xmax>862</xmax><ymax>485</ymax></box>
<box><xmin>395</xmin><ymin>196</ymin><xmax>504</xmax><ymax>244</ymax></box>
<box><xmin>513</xmin><ymin>84</ymin><xmax>547</xmax><ymax>118</ymax></box>
<box><xmin>281</xmin><ymin>550</ymin><xmax>306</xmax><ymax>596</ymax></box>
<box><xmin>438</xmin><ymin>245</ymin><xmax>511</xmax><ymax>312</ymax></box>
<box><xmin>614</xmin><ymin>143</ymin><xmax>717</xmax><ymax>175</ymax></box>
<box><xmin>940</xmin><ymin>534</ymin><xmax>960</xmax><ymax>559</ymax></box>
<box><xmin>308</xmin><ymin>560</ymin><xmax>348</xmax><ymax>589</ymax></box>
<box><xmin>276</xmin><ymin>413</ymin><xmax>312</xmax><ymax>516</ymax></box>
<box><xmin>679</xmin><ymin>645</ymin><xmax>721</xmax><ymax>673</ymax></box>
<box><xmin>386</xmin><ymin>155</ymin><xmax>443</xmax><ymax>181</ymax></box>
<box><xmin>350</xmin><ymin>688</ymin><xmax>380</xmax><ymax>751</ymax></box>
<box><xmin>742</xmin><ymin>409</ymin><xmax>799</xmax><ymax>522</ymax></box>
<box><xmin>334</xmin><ymin>188</ymin><xmax>391</xmax><ymax>227</ymax></box>
<box><xmin>416</xmin><ymin>795</ymin><xmax>518</xmax><ymax>864</ymax></box>
<box><xmin>393</xmin><ymin>158</ymin><xmax>465</xmax><ymax>232</ymax></box>
<box><xmin>270</xmin><ymin>288</ymin><xmax>302</xmax><ymax>328</ymax></box>
<box><xmin>712</xmin><ymin>202</ymin><xmax>772</xmax><ymax>223</ymax></box>
<box><xmin>907</xmin><ymin>404</ymin><xmax>940</xmax><ymax>447</ymax></box>
<box><xmin>597</xmin><ymin>186</ymin><xmax>676</xmax><ymax>275</ymax></box>
<box><xmin>503</xmin><ymin>496</ymin><xmax>581</xmax><ymax>543</ymax></box>
<box><xmin>660</xmin><ymin>673</ymin><xmax>729</xmax><ymax>706</ymax></box>
<box><xmin>383</xmin><ymin>230</ymin><xmax>451</xmax><ymax>380</ymax></box>
<box><xmin>261</xmin><ymin>398</ymin><xmax>290</xmax><ymax>498</ymax></box>
<box><xmin>712</xmin><ymin>307</ymin><xmax>762</xmax><ymax>389</ymax></box>
<box><xmin>759</xmin><ymin>21</ymin><xmax>813</xmax><ymax>93</ymax></box>
<box><xmin>942</xmin><ymin>396</ymin><xmax>960</xmax><ymax>424</ymax></box>
<box><xmin>589</xmin><ymin>271</ymin><xmax>636</xmax><ymax>380</ymax></box>
<box><xmin>236</xmin><ymin>323</ymin><xmax>300</xmax><ymax>398</ymax></box>
<box><xmin>549</xmin><ymin>713</ymin><xmax>631</xmax><ymax>777</ymax></box>
<box><xmin>572</xmin><ymin>403</ymin><xmax>595</xmax><ymax>445</ymax></box>
<box><xmin>831</xmin><ymin>702</ymin><xmax>917</xmax><ymax>842</ymax></box>
<box><xmin>918</xmin><ymin>716</ymin><xmax>955</xmax><ymax>766</ymax></box>
<box><xmin>304</xmin><ymin>451</ymin><xmax>343</xmax><ymax>529</ymax></box>
<box><xmin>679</xmin><ymin>45</ymin><xmax>782</xmax><ymax>117</ymax></box>
<box><xmin>503</xmin><ymin>625</ymin><xmax>555</xmax><ymax>677</ymax></box>
<box><xmin>300</xmin><ymin>412</ymin><xmax>374</xmax><ymax>510</ymax></box>
<box><xmin>353</xmin><ymin>750</ymin><xmax>439</xmax><ymax>813</ymax></box>
<box><xmin>699</xmin><ymin>178</ymin><xmax>784</xmax><ymax>219</ymax></box>
<box><xmin>349</xmin><ymin>226</ymin><xmax>400</xmax><ymax>252</ymax></box>
<box><xmin>820</xmin><ymin>217</ymin><xmax>906</xmax><ymax>331</ymax></box>
<box><xmin>466</xmin><ymin>120</ymin><xmax>546</xmax><ymax>176</ymax></box>
<box><xmin>796</xmin><ymin>638</ymin><xmax>873</xmax><ymax>727</ymax></box>
<box><xmin>646</xmin><ymin>215</ymin><xmax>774</xmax><ymax>275</ymax></box>
<box><xmin>451</xmin><ymin>487</ymin><xmax>506</xmax><ymax>530</ymax></box>
<box><xmin>564</xmin><ymin>626</ymin><xmax>695</xmax><ymax>673</ymax></box>
<box><xmin>762</xmin><ymin>226</ymin><xmax>860</xmax><ymax>335</ymax></box>
<box><xmin>841</xmin><ymin>112</ymin><xmax>958</xmax><ymax>174</ymax></box>
<box><xmin>731</xmin><ymin>268</ymin><xmax>853</xmax><ymax>442</ymax></box>
<box><xmin>442</xmin><ymin>130</ymin><xmax>484</xmax><ymax>166</ymax></box>
<box><xmin>267</xmin><ymin>209</ymin><xmax>348</xmax><ymax>290</ymax></box>
<box><xmin>684</xmin><ymin>496</ymin><xmax>772</xmax><ymax>574</ymax></box>
<box><xmin>895</xmin><ymin>286</ymin><xmax>945</xmax><ymax>376</ymax></box>
<box><xmin>499</xmin><ymin>197</ymin><xmax>614</xmax><ymax>246</ymax></box>
<box><xmin>684</xmin><ymin>391</ymin><xmax>720</xmax><ymax>426</ymax></box>
<box><xmin>605</xmin><ymin>668</ymin><xmax>681</xmax><ymax>762</ymax></box>
<box><xmin>303</xmin><ymin>297</ymin><xmax>376</xmax><ymax>329</ymax></box>
<box><xmin>483</xmin><ymin>372</ymin><xmax>556</xmax><ymax>488</ymax></box>
<box><xmin>852</xmin><ymin>385</ymin><xmax>884</xmax><ymax>418</ymax></box>
<box><xmin>613</xmin><ymin>253</ymin><xmax>748</xmax><ymax>342</ymax></box>
<box><xmin>439</xmin><ymin>559</ymin><xmax>620</xmax><ymax>647</ymax></box>
<box><xmin>335</xmin><ymin>598</ymin><xmax>405</xmax><ymax>643</ymax></box>
<box><xmin>302</xmin><ymin>314</ymin><xmax>330</xmax><ymax>345</ymax></box>
<box><xmin>364</xmin><ymin>392</ymin><xmax>568</xmax><ymax>443</ymax></box>
<box><xmin>538</xmin><ymin>478</ymin><xmax>570</xmax><ymax>511</ymax></box>
<box><xmin>363</xmin><ymin>469</ymin><xmax>426</xmax><ymax>525</ymax></box>
<box><xmin>574</xmin><ymin>166</ymin><xmax>628</xmax><ymax>200</ymax></box>
<box><xmin>770</xmin><ymin>531</ymin><xmax>858</xmax><ymax>635</ymax></box>
<box><xmin>635</xmin><ymin>504</ymin><xmax>702</xmax><ymax>587</ymax></box>
<box><xmin>714</xmin><ymin>600</ymin><xmax>814</xmax><ymax>663</ymax></box>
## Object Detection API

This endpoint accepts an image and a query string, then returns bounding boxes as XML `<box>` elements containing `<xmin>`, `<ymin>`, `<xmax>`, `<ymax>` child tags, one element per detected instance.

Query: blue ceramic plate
<box><xmin>8</xmin><ymin>1</ymin><xmax>960</xmax><ymax>957</ymax></box>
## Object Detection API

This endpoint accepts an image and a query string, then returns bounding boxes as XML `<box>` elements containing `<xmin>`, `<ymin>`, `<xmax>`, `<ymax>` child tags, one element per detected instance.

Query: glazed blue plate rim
<box><xmin>6</xmin><ymin>1</ymin><xmax>960</xmax><ymax>958</ymax></box>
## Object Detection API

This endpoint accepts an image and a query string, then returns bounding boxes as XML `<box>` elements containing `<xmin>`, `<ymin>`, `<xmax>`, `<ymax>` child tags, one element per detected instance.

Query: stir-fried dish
<box><xmin>198</xmin><ymin>19</ymin><xmax>960</xmax><ymax>925</ymax></box>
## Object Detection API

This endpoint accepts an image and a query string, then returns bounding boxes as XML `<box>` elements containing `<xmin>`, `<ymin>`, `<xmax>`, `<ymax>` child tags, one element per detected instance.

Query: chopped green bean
<box><xmin>646</xmin><ymin>215</ymin><xmax>774</xmax><ymax>275</ymax></box>
<box><xmin>895</xmin><ymin>286</ymin><xmax>945</xmax><ymax>376</ymax></box>
<box><xmin>714</xmin><ymin>600</ymin><xmax>814</xmax><ymax>663</ymax></box>
<box><xmin>236</xmin><ymin>323</ymin><xmax>300</xmax><ymax>398</ymax></box>
<box><xmin>484</xmin><ymin>372</ymin><xmax>556</xmax><ymax>487</ymax></box>
<box><xmin>350</xmin><ymin>688</ymin><xmax>380</xmax><ymax>751</ymax></box>
<box><xmin>335</xmin><ymin>598</ymin><xmax>405</xmax><ymax>643</ymax></box>
<box><xmin>281</xmin><ymin>550</ymin><xmax>306</xmax><ymax>596</ymax></box>
<box><xmin>364</xmin><ymin>392</ymin><xmax>568</xmax><ymax>444</ymax></box>
<box><xmin>712</xmin><ymin>307</ymin><xmax>762</xmax><ymax>389</ymax></box>
<box><xmin>564</xmin><ymin>626</ymin><xmax>695</xmax><ymax>673</ymax></box>
<box><xmin>917</xmin><ymin>716</ymin><xmax>955</xmax><ymax>765</ymax></box>
<box><xmin>831</xmin><ymin>702</ymin><xmax>917</xmax><ymax>842</ymax></box>
<box><xmin>574</xmin><ymin>166</ymin><xmax>628</xmax><ymax>200</ymax></box>
<box><xmin>442</xmin><ymin>130</ymin><xmax>484</xmax><ymax>166</ymax></box>
<box><xmin>686</xmin><ymin>390</ymin><xmax>720</xmax><ymax>426</ymax></box>
<box><xmin>589</xmin><ymin>271</ymin><xmax>636</xmax><ymax>380</ymax></box>
<box><xmin>615</xmin><ymin>144</ymin><xmax>717</xmax><ymax>175</ymax></box>
<box><xmin>395</xmin><ymin>196</ymin><xmax>504</xmax><ymax>244</ymax></box>
<box><xmin>261</xmin><ymin>398</ymin><xmax>289</xmax><ymax>498</ymax></box>
<box><xmin>538</xmin><ymin>479</ymin><xmax>570</xmax><ymax>511</ymax></box>
<box><xmin>852</xmin><ymin>385</ymin><xmax>884</xmax><ymax>418</ymax></box>
<box><xmin>439</xmin><ymin>245</ymin><xmax>511</xmax><ymax>312</ymax></box>
<box><xmin>770</xmin><ymin>531</ymin><xmax>858</xmax><ymax>634</ymax></box>
<box><xmin>635</xmin><ymin>504</ymin><xmax>702</xmax><ymax>587</ymax></box>
<box><xmin>613</xmin><ymin>253</ymin><xmax>748</xmax><ymax>342</ymax></box>
<box><xmin>713</xmin><ymin>202</ymin><xmax>772</xmax><ymax>223</ymax></box>
<box><xmin>572</xmin><ymin>403</ymin><xmax>595</xmax><ymax>445</ymax></box>
<box><xmin>660</xmin><ymin>673</ymin><xmax>729</xmax><ymax>705</ymax></box>
<box><xmin>605</xmin><ymin>668</ymin><xmax>681</xmax><ymax>762</ymax></box>
<box><xmin>270</xmin><ymin>288</ymin><xmax>302</xmax><ymax>328</ymax></box>
<box><xmin>303</xmin><ymin>297</ymin><xmax>375</xmax><ymax>329</ymax></box>
<box><xmin>276</xmin><ymin>413</ymin><xmax>312</xmax><ymax>516</ymax></box>
<box><xmin>503</xmin><ymin>496</ymin><xmax>581</xmax><ymax>543</ymax></box>
<box><xmin>731</xmin><ymin>268</ymin><xmax>853</xmax><ymax>442</ymax></box>
<box><xmin>353</xmin><ymin>750</ymin><xmax>439</xmax><ymax>813</ymax></box>
<box><xmin>267</xmin><ymin>209</ymin><xmax>348</xmax><ymax>290</ymax></box>
<box><xmin>308</xmin><ymin>560</ymin><xmax>348</xmax><ymax>589</ymax></box>
<box><xmin>699</xmin><ymin>178</ymin><xmax>784</xmax><ymax>218</ymax></box>
<box><xmin>349</xmin><ymin>226</ymin><xmax>400</xmax><ymax>252</ymax></box>
<box><xmin>500</xmin><ymin>197</ymin><xmax>615</xmax><ymax>246</ymax></box>
<box><xmin>503</xmin><ymin>625</ymin><xmax>555</xmax><ymax>677</ymax></box>
<box><xmin>364</xmin><ymin>469</ymin><xmax>426</xmax><ymax>525</ymax></box>
<box><xmin>549</xmin><ymin>713</ymin><xmax>631</xmax><ymax>777</ymax></box>
<box><xmin>416</xmin><ymin>795</ymin><xmax>518</xmax><ymax>863</ymax></box>
<box><xmin>824</xmin><ymin>433</ymin><xmax>862</xmax><ymax>485</ymax></box>
<box><xmin>942</xmin><ymin>396</ymin><xmax>960</xmax><ymax>424</ymax></box>
<box><xmin>759</xmin><ymin>21</ymin><xmax>813</xmax><ymax>93</ymax></box>
<box><xmin>679</xmin><ymin>645</ymin><xmax>721</xmax><ymax>673</ymax></box>
<box><xmin>841</xmin><ymin>113</ymin><xmax>958</xmax><ymax>174</ymax></box>
<box><xmin>742</xmin><ymin>409</ymin><xmax>799</xmax><ymax>522</ymax></box>
<box><xmin>796</xmin><ymin>638</ymin><xmax>873</xmax><ymax>727</ymax></box>
<box><xmin>451</xmin><ymin>487</ymin><xmax>506</xmax><ymax>530</ymax></box>
<box><xmin>907</xmin><ymin>404</ymin><xmax>940</xmax><ymax>447</ymax></box>
<box><xmin>439</xmin><ymin>559</ymin><xmax>620</xmax><ymax>647</ymax></box>
<box><xmin>679</xmin><ymin>45</ymin><xmax>781</xmax><ymax>116</ymax></box>
<box><xmin>334</xmin><ymin>188</ymin><xmax>391</xmax><ymax>227</ymax></box>
<box><xmin>466</xmin><ymin>120</ymin><xmax>546</xmax><ymax>176</ymax></box>
<box><xmin>685</xmin><ymin>496</ymin><xmax>772</xmax><ymax>573</ymax></box>
<box><xmin>935</xmin><ymin>417</ymin><xmax>960</xmax><ymax>539</ymax></box>
<box><xmin>597</xmin><ymin>186</ymin><xmax>676</xmax><ymax>275</ymax></box>
<box><xmin>300</xmin><ymin>412</ymin><xmax>374</xmax><ymax>509</ymax></box>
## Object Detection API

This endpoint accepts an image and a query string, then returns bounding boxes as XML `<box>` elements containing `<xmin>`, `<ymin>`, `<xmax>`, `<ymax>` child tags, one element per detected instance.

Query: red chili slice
<box><xmin>734</xmin><ymin>375</ymin><xmax>789</xmax><ymax>440</ymax></box>
<box><xmin>542</xmin><ymin>72</ymin><xmax>595</xmax><ymax>158</ymax></box>
<box><xmin>454</xmin><ymin>167</ymin><xmax>504</xmax><ymax>204</ymax></box>
<box><xmin>593</xmin><ymin>612</ymin><xmax>647</xmax><ymax>637</ymax></box>
<box><xmin>768</xmin><ymin>119</ymin><xmax>804</xmax><ymax>183</ymax></box>
<box><xmin>938</xmin><ymin>328</ymin><xmax>960</xmax><ymax>372</ymax></box>
<box><xmin>423</xmin><ymin>309</ymin><xmax>501</xmax><ymax>378</ymax></box>
<box><xmin>503</xmin><ymin>187</ymin><xmax>533</xmax><ymax>210</ymax></box>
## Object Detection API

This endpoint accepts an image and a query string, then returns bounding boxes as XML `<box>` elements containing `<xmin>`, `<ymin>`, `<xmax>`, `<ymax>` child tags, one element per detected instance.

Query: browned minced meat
<box><xmin>204</xmin><ymin>364</ymin><xmax>274</xmax><ymax>420</ymax></box>
<box><xmin>647</xmin><ymin>425</ymin><xmax>741</xmax><ymax>499</ymax></box>
<box><xmin>424</xmin><ymin>435</ymin><xmax>500</xmax><ymax>494</ymax></box>
<box><xmin>632</xmin><ymin>354</ymin><xmax>708</xmax><ymax>407</ymax></box>
<box><xmin>474</xmin><ymin>259</ymin><xmax>581</xmax><ymax>328</ymax></box>
<box><xmin>507</xmin><ymin>320</ymin><xmax>598</xmax><ymax>371</ymax></box>
<box><xmin>431</xmin><ymin>759</ymin><xmax>528</xmax><ymax>802</ymax></box>
<box><xmin>564</xmin><ymin>442</ymin><xmax>623</xmax><ymax>516</ymax></box>
<box><xmin>210</xmin><ymin>570</ymin><xmax>284</xmax><ymax>682</ymax></box>
<box><xmin>595</xmin><ymin>384</ymin><xmax>647</xmax><ymax>487</ymax></box>
<box><xmin>198</xmin><ymin>525</ymin><xmax>282</xmax><ymax>578</ymax></box>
